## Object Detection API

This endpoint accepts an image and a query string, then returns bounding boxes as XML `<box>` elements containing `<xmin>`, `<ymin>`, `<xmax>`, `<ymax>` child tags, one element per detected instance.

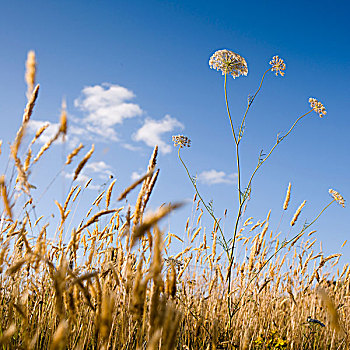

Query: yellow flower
<box><xmin>275</xmin><ymin>337</ymin><xmax>288</xmax><ymax>348</ymax></box>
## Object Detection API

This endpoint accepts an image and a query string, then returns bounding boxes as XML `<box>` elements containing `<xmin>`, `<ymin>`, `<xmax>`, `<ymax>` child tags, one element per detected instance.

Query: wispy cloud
<box><xmin>198</xmin><ymin>169</ymin><xmax>237</xmax><ymax>185</ymax></box>
<box><xmin>133</xmin><ymin>115</ymin><xmax>184</xmax><ymax>154</ymax></box>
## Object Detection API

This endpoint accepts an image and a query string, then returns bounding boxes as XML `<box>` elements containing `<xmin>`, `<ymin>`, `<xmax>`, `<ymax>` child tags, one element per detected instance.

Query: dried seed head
<box><xmin>118</xmin><ymin>170</ymin><xmax>153</xmax><ymax>201</ymax></box>
<box><xmin>59</xmin><ymin>99</ymin><xmax>67</xmax><ymax>136</ymax></box>
<box><xmin>25</xmin><ymin>50</ymin><xmax>36</xmax><ymax>98</ymax></box>
<box><xmin>168</xmin><ymin>263</ymin><xmax>177</xmax><ymax>299</ymax></box>
<box><xmin>172</xmin><ymin>135</ymin><xmax>191</xmax><ymax>148</ymax></box>
<box><xmin>23</xmin><ymin>84</ymin><xmax>40</xmax><ymax>124</ymax></box>
<box><xmin>209</xmin><ymin>49</ymin><xmax>248</xmax><ymax>78</ymax></box>
<box><xmin>66</xmin><ymin>143</ymin><xmax>84</xmax><ymax>165</ymax></box>
<box><xmin>269</xmin><ymin>56</ymin><xmax>286</xmax><ymax>76</ymax></box>
<box><xmin>283</xmin><ymin>182</ymin><xmax>291</xmax><ymax>210</ymax></box>
<box><xmin>74</xmin><ymin>144</ymin><xmax>94</xmax><ymax>180</ymax></box>
<box><xmin>23</xmin><ymin>149</ymin><xmax>32</xmax><ymax>172</ymax></box>
<box><xmin>106</xmin><ymin>179</ymin><xmax>116</xmax><ymax>209</ymax></box>
<box><xmin>31</xmin><ymin>123</ymin><xmax>49</xmax><ymax>146</ymax></box>
<box><xmin>290</xmin><ymin>200</ymin><xmax>306</xmax><ymax>226</ymax></box>
<box><xmin>309</xmin><ymin>97</ymin><xmax>327</xmax><ymax>117</ymax></box>
<box><xmin>0</xmin><ymin>175</ymin><xmax>12</xmax><ymax>219</ymax></box>
<box><xmin>329</xmin><ymin>189</ymin><xmax>345</xmax><ymax>208</ymax></box>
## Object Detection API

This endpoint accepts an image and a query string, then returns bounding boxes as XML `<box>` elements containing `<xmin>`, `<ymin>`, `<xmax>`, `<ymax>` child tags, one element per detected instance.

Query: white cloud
<box><xmin>198</xmin><ymin>169</ymin><xmax>237</xmax><ymax>185</ymax></box>
<box><xmin>85</xmin><ymin>161</ymin><xmax>113</xmax><ymax>177</ymax></box>
<box><xmin>74</xmin><ymin>83</ymin><xmax>143</xmax><ymax>141</ymax></box>
<box><xmin>131</xmin><ymin>171</ymin><xmax>143</xmax><ymax>181</ymax></box>
<box><xmin>133</xmin><ymin>115</ymin><xmax>184</xmax><ymax>154</ymax></box>
<box><xmin>28</xmin><ymin>83</ymin><xmax>185</xmax><ymax>155</ymax></box>
<box><xmin>63</xmin><ymin>161</ymin><xmax>114</xmax><ymax>190</ymax></box>
<box><xmin>122</xmin><ymin>143</ymin><xmax>142</xmax><ymax>151</ymax></box>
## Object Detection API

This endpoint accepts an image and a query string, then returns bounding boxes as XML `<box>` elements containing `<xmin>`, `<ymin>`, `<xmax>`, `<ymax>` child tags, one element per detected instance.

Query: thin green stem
<box><xmin>243</xmin><ymin>110</ymin><xmax>313</xmax><ymax>202</ymax></box>
<box><xmin>224</xmin><ymin>73</ymin><xmax>241</xmax><ymax>205</ymax></box>
<box><xmin>230</xmin><ymin>199</ymin><xmax>336</xmax><ymax>318</ymax></box>
<box><xmin>224</xmin><ymin>73</ymin><xmax>238</xmax><ymax>145</ymax></box>
<box><xmin>227</xmin><ymin>69</ymin><xmax>270</xmax><ymax>255</ymax></box>
<box><xmin>177</xmin><ymin>148</ymin><xmax>230</xmax><ymax>257</ymax></box>
<box><xmin>224</xmin><ymin>70</ymin><xmax>271</xmax><ymax>321</ymax></box>
<box><xmin>227</xmin><ymin>109</ymin><xmax>314</xmax><ymax>317</ymax></box>
<box><xmin>235</xmin><ymin>109</ymin><xmax>313</xmax><ymax>252</ymax></box>
<box><xmin>238</xmin><ymin>68</ymin><xmax>271</xmax><ymax>142</ymax></box>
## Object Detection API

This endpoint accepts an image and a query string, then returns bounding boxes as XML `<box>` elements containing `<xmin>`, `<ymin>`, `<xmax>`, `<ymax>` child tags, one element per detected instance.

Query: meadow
<box><xmin>0</xmin><ymin>50</ymin><xmax>348</xmax><ymax>349</ymax></box>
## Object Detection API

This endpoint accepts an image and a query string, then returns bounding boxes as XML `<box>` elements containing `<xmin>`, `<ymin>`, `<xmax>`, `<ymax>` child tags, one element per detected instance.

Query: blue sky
<box><xmin>0</xmin><ymin>1</ymin><xmax>349</xmax><ymax>262</ymax></box>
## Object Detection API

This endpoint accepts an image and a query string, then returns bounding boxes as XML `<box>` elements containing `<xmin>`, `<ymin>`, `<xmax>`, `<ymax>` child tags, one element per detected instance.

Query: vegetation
<box><xmin>0</xmin><ymin>50</ymin><xmax>347</xmax><ymax>349</ymax></box>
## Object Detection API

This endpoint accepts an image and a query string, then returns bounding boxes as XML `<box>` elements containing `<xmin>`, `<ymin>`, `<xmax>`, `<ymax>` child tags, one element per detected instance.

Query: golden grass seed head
<box><xmin>142</xmin><ymin>169</ymin><xmax>160</xmax><ymax>213</ymax></box>
<box><xmin>243</xmin><ymin>217</ymin><xmax>253</xmax><ymax>226</ymax></box>
<box><xmin>23</xmin><ymin>149</ymin><xmax>32</xmax><ymax>172</ymax></box>
<box><xmin>33</xmin><ymin>123</ymin><xmax>61</xmax><ymax>164</ymax></box>
<box><xmin>190</xmin><ymin>226</ymin><xmax>202</xmax><ymax>243</ymax></box>
<box><xmin>66</xmin><ymin>143</ymin><xmax>84</xmax><ymax>165</ymax></box>
<box><xmin>169</xmin><ymin>263</ymin><xmax>177</xmax><ymax>298</ymax></box>
<box><xmin>105</xmin><ymin>179</ymin><xmax>116</xmax><ymax>209</ymax></box>
<box><xmin>74</xmin><ymin>144</ymin><xmax>94</xmax><ymax>181</ymax></box>
<box><xmin>132</xmin><ymin>203</ymin><xmax>183</xmax><ymax>246</ymax></box>
<box><xmin>250</xmin><ymin>220</ymin><xmax>261</xmax><ymax>231</ymax></box>
<box><xmin>118</xmin><ymin>169</ymin><xmax>153</xmax><ymax>201</ymax></box>
<box><xmin>290</xmin><ymin>200</ymin><xmax>306</xmax><ymax>226</ymax></box>
<box><xmin>147</xmin><ymin>144</ymin><xmax>158</xmax><ymax>173</ymax></box>
<box><xmin>59</xmin><ymin>98</ymin><xmax>67</xmax><ymax>137</ymax></box>
<box><xmin>283</xmin><ymin>182</ymin><xmax>291</xmax><ymax>210</ymax></box>
<box><xmin>93</xmin><ymin>190</ymin><xmax>105</xmax><ymax>206</ymax></box>
<box><xmin>84</xmin><ymin>178</ymin><xmax>93</xmax><ymax>188</ymax></box>
<box><xmin>23</xmin><ymin>84</ymin><xmax>40</xmax><ymax>124</ymax></box>
<box><xmin>0</xmin><ymin>175</ymin><xmax>12</xmax><ymax>219</ymax></box>
<box><xmin>32</xmin><ymin>123</ymin><xmax>49</xmax><ymax>144</ymax></box>
<box><xmin>63</xmin><ymin>185</ymin><xmax>79</xmax><ymax>213</ymax></box>
<box><xmin>25</xmin><ymin>50</ymin><xmax>36</xmax><ymax>98</ymax></box>
<box><xmin>209</xmin><ymin>49</ymin><xmax>248</xmax><ymax>78</ymax></box>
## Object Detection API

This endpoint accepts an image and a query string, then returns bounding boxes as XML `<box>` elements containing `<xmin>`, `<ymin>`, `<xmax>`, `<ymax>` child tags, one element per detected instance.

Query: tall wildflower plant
<box><xmin>173</xmin><ymin>49</ymin><xmax>344</xmax><ymax>321</ymax></box>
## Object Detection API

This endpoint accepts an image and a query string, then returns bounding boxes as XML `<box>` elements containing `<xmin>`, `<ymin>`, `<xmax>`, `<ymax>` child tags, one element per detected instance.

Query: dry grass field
<box><xmin>0</xmin><ymin>51</ymin><xmax>348</xmax><ymax>349</ymax></box>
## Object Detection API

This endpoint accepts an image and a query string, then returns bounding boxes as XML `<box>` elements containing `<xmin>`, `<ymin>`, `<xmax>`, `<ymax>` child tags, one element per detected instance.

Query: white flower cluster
<box><xmin>209</xmin><ymin>49</ymin><xmax>248</xmax><ymax>78</ymax></box>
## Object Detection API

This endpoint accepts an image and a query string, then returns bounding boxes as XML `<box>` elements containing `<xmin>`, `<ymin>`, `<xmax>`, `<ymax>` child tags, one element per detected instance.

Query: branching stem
<box><xmin>177</xmin><ymin>148</ymin><xmax>230</xmax><ymax>257</ymax></box>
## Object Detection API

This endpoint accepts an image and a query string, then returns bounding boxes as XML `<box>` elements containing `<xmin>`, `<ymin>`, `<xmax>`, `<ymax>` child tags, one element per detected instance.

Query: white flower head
<box><xmin>209</xmin><ymin>49</ymin><xmax>248</xmax><ymax>78</ymax></box>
